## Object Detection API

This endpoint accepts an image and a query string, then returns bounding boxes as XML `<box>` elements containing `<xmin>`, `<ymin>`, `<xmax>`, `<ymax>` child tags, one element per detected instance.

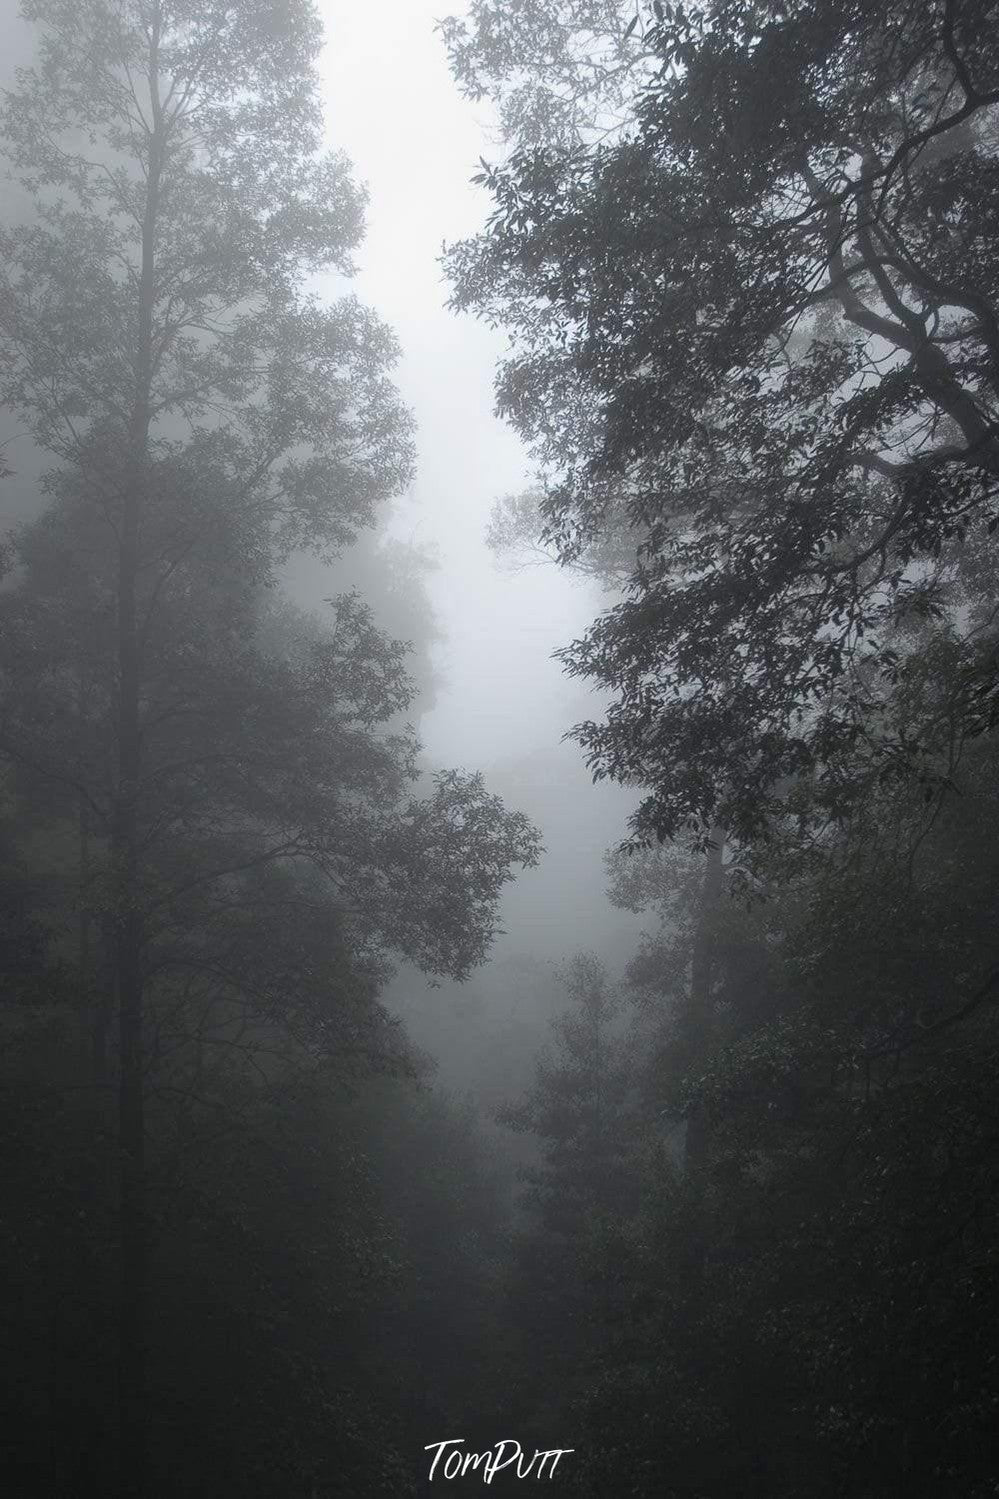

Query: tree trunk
<box><xmin>115</xmin><ymin>14</ymin><xmax>163</xmax><ymax>1492</ymax></box>
<box><xmin>684</xmin><ymin>826</ymin><xmax>725</xmax><ymax>1178</ymax></box>
<box><xmin>690</xmin><ymin>826</ymin><xmax>724</xmax><ymax>1020</ymax></box>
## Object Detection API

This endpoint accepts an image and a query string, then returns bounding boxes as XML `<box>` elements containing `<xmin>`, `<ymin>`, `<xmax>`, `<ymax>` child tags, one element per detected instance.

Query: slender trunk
<box><xmin>80</xmin><ymin>779</ymin><xmax>118</xmax><ymax>1227</ymax></box>
<box><xmin>690</xmin><ymin>827</ymin><xmax>724</xmax><ymax>1020</ymax></box>
<box><xmin>116</xmin><ymin>15</ymin><xmax>163</xmax><ymax>1493</ymax></box>
<box><xmin>684</xmin><ymin>825</ymin><xmax>724</xmax><ymax>1178</ymax></box>
<box><xmin>79</xmin><ymin>780</ymin><xmax>111</xmax><ymax>1088</ymax></box>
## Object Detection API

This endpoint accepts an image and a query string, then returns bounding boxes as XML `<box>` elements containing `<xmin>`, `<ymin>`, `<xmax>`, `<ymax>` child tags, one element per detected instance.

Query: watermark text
<box><xmin>425</xmin><ymin>1439</ymin><xmax>574</xmax><ymax>1483</ymax></box>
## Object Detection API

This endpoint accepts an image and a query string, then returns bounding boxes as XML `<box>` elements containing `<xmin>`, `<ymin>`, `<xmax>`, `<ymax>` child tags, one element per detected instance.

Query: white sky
<box><xmin>316</xmin><ymin>0</ymin><xmax>599</xmax><ymax>770</ymax></box>
<box><xmin>315</xmin><ymin>1</ymin><xmax>645</xmax><ymax>976</ymax></box>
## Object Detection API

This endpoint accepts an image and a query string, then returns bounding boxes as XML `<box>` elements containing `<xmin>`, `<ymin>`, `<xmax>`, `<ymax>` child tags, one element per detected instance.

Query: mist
<box><xmin>2</xmin><ymin>1</ymin><xmax>998</xmax><ymax>1496</ymax></box>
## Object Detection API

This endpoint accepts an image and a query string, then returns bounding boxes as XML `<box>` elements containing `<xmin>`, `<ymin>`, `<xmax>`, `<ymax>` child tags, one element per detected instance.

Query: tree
<box><xmin>440</xmin><ymin>0</ymin><xmax>654</xmax><ymax>152</ymax></box>
<box><xmin>0</xmin><ymin>4</ymin><xmax>540</xmax><ymax>1491</ymax></box>
<box><xmin>486</xmin><ymin>484</ymin><xmax>638</xmax><ymax>585</ymax></box>
<box><xmin>498</xmin><ymin>955</ymin><xmax>641</xmax><ymax>1444</ymax></box>
<box><xmin>493</xmin><ymin>732</ymin><xmax>999</xmax><ymax>1497</ymax></box>
<box><xmin>445</xmin><ymin>16</ymin><xmax>999</xmax><ymax>1491</ymax></box>
<box><xmin>446</xmin><ymin>0</ymin><xmax>999</xmax><ymax>857</ymax></box>
<box><xmin>0</xmin><ymin>461</ymin><xmax>542</xmax><ymax>1494</ymax></box>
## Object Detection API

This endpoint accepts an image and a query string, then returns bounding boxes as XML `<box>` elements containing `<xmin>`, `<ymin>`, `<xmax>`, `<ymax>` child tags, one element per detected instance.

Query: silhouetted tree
<box><xmin>0</xmin><ymin>4</ymin><xmax>540</xmax><ymax>1491</ymax></box>
<box><xmin>447</xmin><ymin>0</ymin><xmax>999</xmax><ymax>856</ymax></box>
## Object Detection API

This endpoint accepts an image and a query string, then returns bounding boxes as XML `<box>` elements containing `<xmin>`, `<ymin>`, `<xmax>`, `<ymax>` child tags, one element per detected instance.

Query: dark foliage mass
<box><xmin>449</xmin><ymin>0</ymin><xmax>999</xmax><ymax>855</ymax></box>
<box><xmin>437</xmin><ymin>1</ymin><xmax>999</xmax><ymax>1496</ymax></box>
<box><xmin>3</xmin><ymin>0</ymin><xmax>999</xmax><ymax>1495</ymax></box>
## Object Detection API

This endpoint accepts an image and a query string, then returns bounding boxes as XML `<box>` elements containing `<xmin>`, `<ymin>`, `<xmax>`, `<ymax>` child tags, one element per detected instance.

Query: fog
<box><xmin>2</xmin><ymin>1</ymin><xmax>997</xmax><ymax>1494</ymax></box>
<box><xmin>297</xmin><ymin>0</ymin><xmax>646</xmax><ymax>1089</ymax></box>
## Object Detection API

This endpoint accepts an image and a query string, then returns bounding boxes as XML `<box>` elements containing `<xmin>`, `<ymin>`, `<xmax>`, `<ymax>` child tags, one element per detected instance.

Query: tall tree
<box><xmin>0</xmin><ymin>5</ymin><xmax>540</xmax><ymax>1491</ymax></box>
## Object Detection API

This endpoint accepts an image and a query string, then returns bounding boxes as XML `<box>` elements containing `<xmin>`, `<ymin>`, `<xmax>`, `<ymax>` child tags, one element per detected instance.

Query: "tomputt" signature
<box><xmin>424</xmin><ymin>1439</ymin><xmax>574</xmax><ymax>1483</ymax></box>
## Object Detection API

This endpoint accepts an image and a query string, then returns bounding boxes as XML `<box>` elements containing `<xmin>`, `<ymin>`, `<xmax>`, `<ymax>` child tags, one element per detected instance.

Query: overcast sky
<box><xmin>313</xmin><ymin>0</ymin><xmax>645</xmax><ymax>976</ymax></box>
<box><xmin>316</xmin><ymin>0</ymin><xmax>597</xmax><ymax>768</ymax></box>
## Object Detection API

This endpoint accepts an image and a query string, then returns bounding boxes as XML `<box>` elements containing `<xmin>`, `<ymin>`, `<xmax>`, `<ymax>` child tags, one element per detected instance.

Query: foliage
<box><xmin>446</xmin><ymin>0</ymin><xmax>999</xmax><ymax>855</ymax></box>
<box><xmin>0</xmin><ymin>973</ymin><xmax>511</xmax><ymax>1496</ymax></box>
<box><xmin>486</xmin><ymin>484</ymin><xmax>638</xmax><ymax>584</ymax></box>
<box><xmin>482</xmin><ymin>736</ymin><xmax>999</xmax><ymax>1497</ymax></box>
<box><xmin>0</xmin><ymin>3</ymin><xmax>541</xmax><ymax>1493</ymax></box>
<box><xmin>440</xmin><ymin>0</ymin><xmax>653</xmax><ymax>151</ymax></box>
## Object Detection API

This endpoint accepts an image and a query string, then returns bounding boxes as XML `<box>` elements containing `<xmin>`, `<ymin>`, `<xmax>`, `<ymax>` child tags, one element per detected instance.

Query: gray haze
<box><xmin>306</xmin><ymin>1</ymin><xmax>645</xmax><ymax>1083</ymax></box>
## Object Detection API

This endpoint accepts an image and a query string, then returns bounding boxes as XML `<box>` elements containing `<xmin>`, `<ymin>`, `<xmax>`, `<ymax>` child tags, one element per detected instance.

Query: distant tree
<box><xmin>486</xmin><ymin>485</ymin><xmax>637</xmax><ymax>586</ymax></box>
<box><xmin>504</xmin><ymin>955</ymin><xmax>633</xmax><ymax>1219</ymax></box>
<box><xmin>440</xmin><ymin>0</ymin><xmax>654</xmax><ymax>151</ymax></box>
<box><xmin>499</xmin><ymin>954</ymin><xmax>641</xmax><ymax>1442</ymax></box>
<box><xmin>315</xmin><ymin>528</ymin><xmax>445</xmax><ymax>719</ymax></box>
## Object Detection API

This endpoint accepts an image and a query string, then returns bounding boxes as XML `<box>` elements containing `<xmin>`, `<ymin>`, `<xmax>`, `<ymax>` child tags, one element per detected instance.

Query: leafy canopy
<box><xmin>446</xmin><ymin>0</ymin><xmax>999</xmax><ymax>855</ymax></box>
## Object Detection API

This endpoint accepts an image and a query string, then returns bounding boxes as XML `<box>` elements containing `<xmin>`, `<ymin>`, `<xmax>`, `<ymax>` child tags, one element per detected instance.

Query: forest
<box><xmin>1</xmin><ymin>0</ymin><xmax>997</xmax><ymax>1495</ymax></box>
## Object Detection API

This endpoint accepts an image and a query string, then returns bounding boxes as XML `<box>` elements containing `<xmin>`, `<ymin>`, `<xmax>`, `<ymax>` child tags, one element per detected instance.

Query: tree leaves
<box><xmin>446</xmin><ymin>0</ymin><xmax>999</xmax><ymax>859</ymax></box>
